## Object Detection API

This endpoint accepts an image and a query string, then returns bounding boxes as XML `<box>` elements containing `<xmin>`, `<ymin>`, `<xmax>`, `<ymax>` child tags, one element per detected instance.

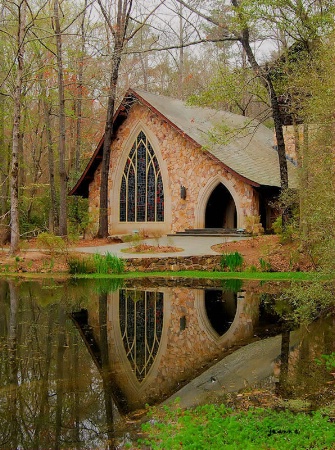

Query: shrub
<box><xmin>220</xmin><ymin>251</ymin><xmax>244</xmax><ymax>271</ymax></box>
<box><xmin>93</xmin><ymin>252</ymin><xmax>124</xmax><ymax>274</ymax></box>
<box><xmin>67</xmin><ymin>252</ymin><xmax>124</xmax><ymax>275</ymax></box>
<box><xmin>244</xmin><ymin>215</ymin><xmax>264</xmax><ymax>236</ymax></box>
<box><xmin>36</xmin><ymin>232</ymin><xmax>66</xmax><ymax>255</ymax></box>
<box><xmin>272</xmin><ymin>216</ymin><xmax>282</xmax><ymax>235</ymax></box>
<box><xmin>67</xmin><ymin>255</ymin><xmax>95</xmax><ymax>274</ymax></box>
<box><xmin>68</xmin><ymin>196</ymin><xmax>90</xmax><ymax>236</ymax></box>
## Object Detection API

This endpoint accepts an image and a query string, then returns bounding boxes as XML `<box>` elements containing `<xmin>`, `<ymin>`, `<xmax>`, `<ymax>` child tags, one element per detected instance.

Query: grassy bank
<box><xmin>0</xmin><ymin>269</ymin><xmax>327</xmax><ymax>281</ymax></box>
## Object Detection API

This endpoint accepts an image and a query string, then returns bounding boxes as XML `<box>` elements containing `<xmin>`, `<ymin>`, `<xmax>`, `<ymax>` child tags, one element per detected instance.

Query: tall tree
<box><xmin>175</xmin><ymin>0</ymin><xmax>334</xmax><ymax>193</ymax></box>
<box><xmin>53</xmin><ymin>0</ymin><xmax>68</xmax><ymax>237</ymax></box>
<box><xmin>96</xmin><ymin>0</ymin><xmax>134</xmax><ymax>238</ymax></box>
<box><xmin>96</xmin><ymin>0</ymin><xmax>164</xmax><ymax>237</ymax></box>
<box><xmin>10</xmin><ymin>0</ymin><xmax>27</xmax><ymax>253</ymax></box>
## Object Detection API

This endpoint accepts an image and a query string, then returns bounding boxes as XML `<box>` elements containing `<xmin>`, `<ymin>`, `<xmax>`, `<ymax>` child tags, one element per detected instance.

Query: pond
<box><xmin>0</xmin><ymin>277</ymin><xmax>334</xmax><ymax>449</ymax></box>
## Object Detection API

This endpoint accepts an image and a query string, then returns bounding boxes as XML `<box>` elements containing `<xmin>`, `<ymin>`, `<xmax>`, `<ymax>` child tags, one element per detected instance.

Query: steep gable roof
<box><xmin>70</xmin><ymin>88</ymin><xmax>296</xmax><ymax>197</ymax></box>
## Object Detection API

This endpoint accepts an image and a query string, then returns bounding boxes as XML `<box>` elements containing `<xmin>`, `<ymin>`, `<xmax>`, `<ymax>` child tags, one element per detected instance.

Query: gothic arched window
<box><xmin>120</xmin><ymin>132</ymin><xmax>164</xmax><ymax>222</ymax></box>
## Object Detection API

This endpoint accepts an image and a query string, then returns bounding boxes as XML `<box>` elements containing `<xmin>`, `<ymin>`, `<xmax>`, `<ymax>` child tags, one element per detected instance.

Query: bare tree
<box><xmin>53</xmin><ymin>0</ymin><xmax>68</xmax><ymax>237</ymax></box>
<box><xmin>96</xmin><ymin>0</ymin><xmax>134</xmax><ymax>238</ymax></box>
<box><xmin>96</xmin><ymin>0</ymin><xmax>164</xmax><ymax>237</ymax></box>
<box><xmin>10</xmin><ymin>0</ymin><xmax>27</xmax><ymax>253</ymax></box>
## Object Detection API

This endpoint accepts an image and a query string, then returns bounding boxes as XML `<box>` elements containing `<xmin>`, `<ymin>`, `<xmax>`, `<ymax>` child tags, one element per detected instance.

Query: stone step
<box><xmin>169</xmin><ymin>228</ymin><xmax>250</xmax><ymax>237</ymax></box>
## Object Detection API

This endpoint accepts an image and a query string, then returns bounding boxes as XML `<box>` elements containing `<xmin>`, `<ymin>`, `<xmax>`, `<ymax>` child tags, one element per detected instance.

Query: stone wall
<box><xmin>123</xmin><ymin>255</ymin><xmax>223</xmax><ymax>272</ymax></box>
<box><xmin>87</xmin><ymin>101</ymin><xmax>259</xmax><ymax>236</ymax></box>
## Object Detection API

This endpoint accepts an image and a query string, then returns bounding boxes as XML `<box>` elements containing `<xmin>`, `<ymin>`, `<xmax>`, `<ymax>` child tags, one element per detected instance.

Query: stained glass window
<box><xmin>120</xmin><ymin>132</ymin><xmax>164</xmax><ymax>222</ymax></box>
<box><xmin>119</xmin><ymin>289</ymin><xmax>164</xmax><ymax>382</ymax></box>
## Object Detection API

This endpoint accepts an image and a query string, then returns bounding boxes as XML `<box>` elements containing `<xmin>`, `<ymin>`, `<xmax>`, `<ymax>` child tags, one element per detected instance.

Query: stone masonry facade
<box><xmin>86</xmin><ymin>102</ymin><xmax>259</xmax><ymax>236</ymax></box>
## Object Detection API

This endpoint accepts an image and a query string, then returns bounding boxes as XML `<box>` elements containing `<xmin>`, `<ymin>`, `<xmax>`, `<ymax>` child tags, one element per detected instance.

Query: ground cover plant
<box><xmin>67</xmin><ymin>252</ymin><xmax>124</xmax><ymax>275</ymax></box>
<box><xmin>138</xmin><ymin>403</ymin><xmax>335</xmax><ymax>449</ymax></box>
<box><xmin>220</xmin><ymin>251</ymin><xmax>244</xmax><ymax>271</ymax></box>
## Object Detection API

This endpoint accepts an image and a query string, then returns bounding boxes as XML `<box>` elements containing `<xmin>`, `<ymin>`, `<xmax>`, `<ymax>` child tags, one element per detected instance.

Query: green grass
<box><xmin>138</xmin><ymin>403</ymin><xmax>335</xmax><ymax>449</ymax></box>
<box><xmin>0</xmin><ymin>268</ymin><xmax>328</xmax><ymax>282</ymax></box>
<box><xmin>67</xmin><ymin>252</ymin><xmax>124</xmax><ymax>275</ymax></box>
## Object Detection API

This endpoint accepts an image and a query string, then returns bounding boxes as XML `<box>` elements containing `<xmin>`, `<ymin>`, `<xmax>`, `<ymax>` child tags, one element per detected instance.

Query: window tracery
<box><xmin>120</xmin><ymin>132</ymin><xmax>164</xmax><ymax>222</ymax></box>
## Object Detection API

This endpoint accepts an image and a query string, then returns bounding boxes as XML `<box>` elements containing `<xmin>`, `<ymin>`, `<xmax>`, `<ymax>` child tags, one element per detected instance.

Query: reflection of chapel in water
<box><xmin>79</xmin><ymin>285</ymin><xmax>263</xmax><ymax>411</ymax></box>
<box><xmin>119</xmin><ymin>290</ymin><xmax>164</xmax><ymax>382</ymax></box>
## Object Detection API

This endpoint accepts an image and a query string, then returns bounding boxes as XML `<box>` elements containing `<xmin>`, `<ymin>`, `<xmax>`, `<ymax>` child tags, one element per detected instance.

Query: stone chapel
<box><xmin>70</xmin><ymin>88</ymin><xmax>296</xmax><ymax>236</ymax></box>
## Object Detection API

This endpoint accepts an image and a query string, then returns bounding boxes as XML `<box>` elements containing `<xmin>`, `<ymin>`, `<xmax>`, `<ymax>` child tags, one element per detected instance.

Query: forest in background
<box><xmin>0</xmin><ymin>0</ymin><xmax>334</xmax><ymax>267</ymax></box>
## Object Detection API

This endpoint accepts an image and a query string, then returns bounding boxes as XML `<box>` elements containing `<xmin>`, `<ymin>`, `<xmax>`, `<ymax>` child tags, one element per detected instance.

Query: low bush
<box><xmin>67</xmin><ymin>252</ymin><xmax>124</xmax><ymax>275</ymax></box>
<box><xmin>220</xmin><ymin>251</ymin><xmax>244</xmax><ymax>271</ymax></box>
<box><xmin>36</xmin><ymin>232</ymin><xmax>66</xmax><ymax>255</ymax></box>
<box><xmin>67</xmin><ymin>255</ymin><xmax>95</xmax><ymax>274</ymax></box>
<box><xmin>93</xmin><ymin>252</ymin><xmax>125</xmax><ymax>274</ymax></box>
<box><xmin>315</xmin><ymin>352</ymin><xmax>335</xmax><ymax>372</ymax></box>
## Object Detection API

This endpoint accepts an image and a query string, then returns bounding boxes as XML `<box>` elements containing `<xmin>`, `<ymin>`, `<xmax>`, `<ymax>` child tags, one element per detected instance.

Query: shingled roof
<box><xmin>70</xmin><ymin>88</ymin><xmax>296</xmax><ymax>197</ymax></box>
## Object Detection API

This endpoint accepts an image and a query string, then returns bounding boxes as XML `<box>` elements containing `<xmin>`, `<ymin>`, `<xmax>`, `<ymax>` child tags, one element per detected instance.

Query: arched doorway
<box><xmin>205</xmin><ymin>183</ymin><xmax>237</xmax><ymax>228</ymax></box>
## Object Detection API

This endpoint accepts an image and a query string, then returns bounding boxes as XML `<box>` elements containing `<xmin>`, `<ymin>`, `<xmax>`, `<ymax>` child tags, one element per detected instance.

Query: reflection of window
<box><xmin>119</xmin><ymin>289</ymin><xmax>163</xmax><ymax>382</ymax></box>
<box><xmin>120</xmin><ymin>131</ymin><xmax>164</xmax><ymax>222</ymax></box>
<box><xmin>205</xmin><ymin>290</ymin><xmax>237</xmax><ymax>336</ymax></box>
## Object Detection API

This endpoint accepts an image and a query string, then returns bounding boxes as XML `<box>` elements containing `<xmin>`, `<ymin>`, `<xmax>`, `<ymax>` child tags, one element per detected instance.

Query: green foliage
<box><xmin>187</xmin><ymin>66</ymin><xmax>268</xmax><ymax>117</ymax></box>
<box><xmin>18</xmin><ymin>190</ymin><xmax>51</xmax><ymax>237</ymax></box>
<box><xmin>272</xmin><ymin>216</ymin><xmax>282</xmax><ymax>235</ymax></box>
<box><xmin>67</xmin><ymin>252</ymin><xmax>124</xmax><ymax>275</ymax></box>
<box><xmin>315</xmin><ymin>352</ymin><xmax>335</xmax><ymax>372</ymax></box>
<box><xmin>245</xmin><ymin>264</ymin><xmax>259</xmax><ymax>273</ymax></box>
<box><xmin>220</xmin><ymin>252</ymin><xmax>244</xmax><ymax>272</ymax></box>
<box><xmin>139</xmin><ymin>403</ymin><xmax>335</xmax><ymax>449</ymax></box>
<box><xmin>221</xmin><ymin>278</ymin><xmax>243</xmax><ymax>292</ymax></box>
<box><xmin>280</xmin><ymin>280</ymin><xmax>334</xmax><ymax>325</ymax></box>
<box><xmin>259</xmin><ymin>258</ymin><xmax>272</xmax><ymax>272</ymax></box>
<box><xmin>93</xmin><ymin>252</ymin><xmax>125</xmax><ymax>274</ymax></box>
<box><xmin>36</xmin><ymin>232</ymin><xmax>66</xmax><ymax>255</ymax></box>
<box><xmin>68</xmin><ymin>197</ymin><xmax>90</xmax><ymax>236</ymax></box>
<box><xmin>67</xmin><ymin>255</ymin><xmax>96</xmax><ymax>275</ymax></box>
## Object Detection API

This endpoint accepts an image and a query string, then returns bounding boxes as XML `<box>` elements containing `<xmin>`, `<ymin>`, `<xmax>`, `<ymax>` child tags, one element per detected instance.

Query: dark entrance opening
<box><xmin>205</xmin><ymin>183</ymin><xmax>237</xmax><ymax>228</ymax></box>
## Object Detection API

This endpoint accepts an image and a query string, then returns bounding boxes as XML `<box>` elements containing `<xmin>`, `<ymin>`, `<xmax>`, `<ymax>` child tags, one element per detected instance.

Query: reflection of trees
<box><xmin>275</xmin><ymin>318</ymin><xmax>335</xmax><ymax>403</ymax></box>
<box><xmin>55</xmin><ymin>306</ymin><xmax>66</xmax><ymax>450</ymax></box>
<box><xmin>0</xmin><ymin>280</ymin><xmax>109</xmax><ymax>449</ymax></box>
<box><xmin>99</xmin><ymin>292</ymin><xmax>115</xmax><ymax>450</ymax></box>
<box><xmin>8</xmin><ymin>281</ymin><xmax>19</xmax><ymax>450</ymax></box>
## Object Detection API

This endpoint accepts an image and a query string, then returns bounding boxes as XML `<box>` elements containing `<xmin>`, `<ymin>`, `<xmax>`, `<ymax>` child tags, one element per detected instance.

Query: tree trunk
<box><xmin>45</xmin><ymin>102</ymin><xmax>59</xmax><ymax>233</ymax></box>
<box><xmin>236</xmin><ymin>23</ymin><xmax>288</xmax><ymax>190</ymax></box>
<box><xmin>97</xmin><ymin>0</ymin><xmax>133</xmax><ymax>238</ymax></box>
<box><xmin>99</xmin><ymin>292</ymin><xmax>115</xmax><ymax>449</ymax></box>
<box><xmin>97</xmin><ymin>43</ymin><xmax>123</xmax><ymax>238</ymax></box>
<box><xmin>54</xmin><ymin>0</ymin><xmax>67</xmax><ymax>237</ymax></box>
<box><xmin>0</xmin><ymin>93</ymin><xmax>6</xmax><ymax>217</ymax></box>
<box><xmin>10</xmin><ymin>1</ymin><xmax>27</xmax><ymax>254</ymax></box>
<box><xmin>75</xmin><ymin>0</ymin><xmax>87</xmax><ymax>176</ymax></box>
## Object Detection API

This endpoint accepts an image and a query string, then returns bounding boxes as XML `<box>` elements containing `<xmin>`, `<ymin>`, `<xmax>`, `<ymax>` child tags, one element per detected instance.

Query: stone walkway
<box><xmin>74</xmin><ymin>235</ymin><xmax>249</xmax><ymax>259</ymax></box>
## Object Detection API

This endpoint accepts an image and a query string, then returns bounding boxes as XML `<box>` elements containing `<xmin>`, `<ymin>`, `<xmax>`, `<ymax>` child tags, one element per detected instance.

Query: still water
<box><xmin>0</xmin><ymin>278</ymin><xmax>334</xmax><ymax>449</ymax></box>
